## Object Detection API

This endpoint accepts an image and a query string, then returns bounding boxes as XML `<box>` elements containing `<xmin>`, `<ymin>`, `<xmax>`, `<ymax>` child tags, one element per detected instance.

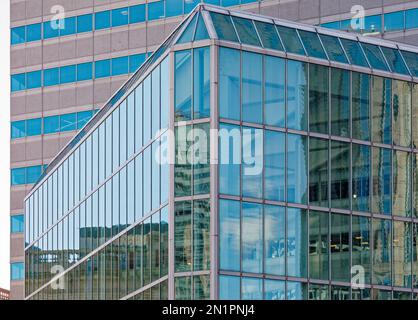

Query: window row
<box><xmin>26</xmin><ymin>137</ymin><xmax>169</xmax><ymax>247</ymax></box>
<box><xmin>11</xmin><ymin>110</ymin><xmax>96</xmax><ymax>139</ymax></box>
<box><xmin>174</xmin><ymin>199</ymin><xmax>211</xmax><ymax>273</ymax></box>
<box><xmin>11</xmin><ymin>53</ymin><xmax>148</xmax><ymax>92</ymax></box>
<box><xmin>219</xmin><ymin>276</ymin><xmax>418</xmax><ymax>300</ymax></box>
<box><xmin>212</xmin><ymin>14</ymin><xmax>418</xmax><ymax>76</ymax></box>
<box><xmin>11</xmin><ymin>165</ymin><xmax>47</xmax><ymax>186</ymax></box>
<box><xmin>25</xmin><ymin>57</ymin><xmax>170</xmax><ymax>241</ymax></box>
<box><xmin>219</xmin><ymin>125</ymin><xmax>418</xmax><ymax>217</ymax></box>
<box><xmin>220</xmin><ymin>49</ymin><xmax>418</xmax><ymax>146</ymax></box>
<box><xmin>321</xmin><ymin>8</ymin><xmax>418</xmax><ymax>34</ymax></box>
<box><xmin>219</xmin><ymin>200</ymin><xmax>418</xmax><ymax>289</ymax></box>
<box><xmin>25</xmin><ymin>208</ymin><xmax>168</xmax><ymax>299</ymax></box>
<box><xmin>11</xmin><ymin>0</ymin><xmax>260</xmax><ymax>45</ymax></box>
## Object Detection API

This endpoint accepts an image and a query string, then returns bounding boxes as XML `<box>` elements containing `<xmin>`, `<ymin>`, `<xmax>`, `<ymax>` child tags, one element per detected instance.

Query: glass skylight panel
<box><xmin>380</xmin><ymin>46</ymin><xmax>410</xmax><ymax>76</ymax></box>
<box><xmin>319</xmin><ymin>34</ymin><xmax>348</xmax><ymax>64</ymax></box>
<box><xmin>339</xmin><ymin>38</ymin><xmax>369</xmax><ymax>68</ymax></box>
<box><xmin>360</xmin><ymin>43</ymin><xmax>390</xmax><ymax>71</ymax></box>
<box><xmin>253</xmin><ymin>20</ymin><xmax>284</xmax><ymax>51</ymax></box>
<box><xmin>177</xmin><ymin>13</ymin><xmax>198</xmax><ymax>44</ymax></box>
<box><xmin>275</xmin><ymin>25</ymin><xmax>306</xmax><ymax>55</ymax></box>
<box><xmin>298</xmin><ymin>29</ymin><xmax>327</xmax><ymax>60</ymax></box>
<box><xmin>194</xmin><ymin>12</ymin><xmax>209</xmax><ymax>41</ymax></box>
<box><xmin>400</xmin><ymin>50</ymin><xmax>418</xmax><ymax>77</ymax></box>
<box><xmin>231</xmin><ymin>16</ymin><xmax>261</xmax><ymax>47</ymax></box>
<box><xmin>210</xmin><ymin>12</ymin><xmax>239</xmax><ymax>42</ymax></box>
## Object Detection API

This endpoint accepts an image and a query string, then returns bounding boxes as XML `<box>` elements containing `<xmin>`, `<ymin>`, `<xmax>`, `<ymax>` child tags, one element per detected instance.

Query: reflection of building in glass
<box><xmin>24</xmin><ymin>5</ymin><xmax>418</xmax><ymax>300</ymax></box>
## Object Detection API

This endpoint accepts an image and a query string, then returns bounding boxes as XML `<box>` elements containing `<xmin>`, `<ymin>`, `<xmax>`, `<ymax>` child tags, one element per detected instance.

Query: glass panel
<box><xmin>309</xmin><ymin>210</ymin><xmax>329</xmax><ymax>280</ymax></box>
<box><xmin>400</xmin><ymin>50</ymin><xmax>418</xmax><ymax>77</ymax></box>
<box><xmin>309</xmin><ymin>64</ymin><xmax>329</xmax><ymax>134</ymax></box>
<box><xmin>194</xmin><ymin>13</ymin><xmax>209</xmax><ymax>41</ymax></box>
<box><xmin>166</xmin><ymin>0</ymin><xmax>183</xmax><ymax>18</ymax></box>
<box><xmin>254</xmin><ymin>21</ymin><xmax>283</xmax><ymax>51</ymax></box>
<box><xmin>275</xmin><ymin>25</ymin><xmax>305</xmax><ymax>55</ymax></box>
<box><xmin>219</xmin><ymin>47</ymin><xmax>240</xmax><ymax>120</ymax></box>
<box><xmin>210</xmin><ymin>12</ymin><xmax>239</xmax><ymax>42</ymax></box>
<box><xmin>11</xmin><ymin>26</ymin><xmax>25</xmax><ymax>45</ymax></box>
<box><xmin>330</xmin><ymin>214</ymin><xmax>350</xmax><ymax>282</ymax></box>
<box><xmin>219</xmin><ymin>123</ymin><xmax>240</xmax><ymax>196</ymax></box>
<box><xmin>11</xmin><ymin>120</ymin><xmax>26</xmax><ymax>139</ymax></box>
<box><xmin>352</xmin><ymin>144</ymin><xmax>370</xmax><ymax>212</ymax></box>
<box><xmin>384</xmin><ymin>11</ymin><xmax>404</xmax><ymax>32</ymax></box>
<box><xmin>287</xmin><ymin>133</ymin><xmax>308</xmax><ymax>204</ymax></box>
<box><xmin>298</xmin><ymin>30</ymin><xmax>327</xmax><ymax>59</ymax></box>
<box><xmin>194</xmin><ymin>275</ymin><xmax>210</xmax><ymax>300</ymax></box>
<box><xmin>175</xmin><ymin>125</ymin><xmax>192</xmax><ymax>197</ymax></box>
<box><xmin>77</xmin><ymin>14</ymin><xmax>93</xmax><ymax>33</ymax></box>
<box><xmin>111</xmin><ymin>7</ymin><xmax>129</xmax><ymax>27</ymax></box>
<box><xmin>264</xmin><ymin>205</ymin><xmax>285</xmax><ymax>276</ymax></box>
<box><xmin>372</xmin><ymin>147</ymin><xmax>392</xmax><ymax>215</ymax></box>
<box><xmin>111</xmin><ymin>56</ymin><xmax>129</xmax><ymax>76</ymax></box>
<box><xmin>95</xmin><ymin>10</ymin><xmax>111</xmax><ymax>30</ymax></box>
<box><xmin>174</xmin><ymin>50</ymin><xmax>192</xmax><ymax>121</ymax></box>
<box><xmin>352</xmin><ymin>215</ymin><xmax>371</xmax><ymax>285</ymax></box>
<box><xmin>219</xmin><ymin>275</ymin><xmax>240</xmax><ymax>300</ymax></box>
<box><xmin>264</xmin><ymin>130</ymin><xmax>285</xmax><ymax>202</ymax></box>
<box><xmin>331</xmin><ymin>68</ymin><xmax>350</xmax><ymax>137</ymax></box>
<box><xmin>219</xmin><ymin>199</ymin><xmax>240</xmax><ymax>271</ymax></box>
<box><xmin>381</xmin><ymin>47</ymin><xmax>410</xmax><ymax>75</ymax></box>
<box><xmin>330</xmin><ymin>140</ymin><xmax>350</xmax><ymax>209</ymax></box>
<box><xmin>177</xmin><ymin>14</ymin><xmax>198</xmax><ymax>44</ymax></box>
<box><xmin>174</xmin><ymin>201</ymin><xmax>192</xmax><ymax>272</ymax></box>
<box><xmin>77</xmin><ymin>62</ymin><xmax>93</xmax><ymax>81</ymax></box>
<box><xmin>372</xmin><ymin>76</ymin><xmax>392</xmax><ymax>144</ymax></box>
<box><xmin>406</xmin><ymin>8</ymin><xmax>418</xmax><ymax>29</ymax></box>
<box><xmin>264</xmin><ymin>55</ymin><xmax>285</xmax><ymax>127</ymax></box>
<box><xmin>361</xmin><ymin>43</ymin><xmax>389</xmax><ymax>71</ymax></box>
<box><xmin>26</xmin><ymin>118</ymin><xmax>42</xmax><ymax>136</ymax></box>
<box><xmin>147</xmin><ymin>1</ymin><xmax>165</xmax><ymax>21</ymax></box>
<box><xmin>287</xmin><ymin>208</ymin><xmax>308</xmax><ymax>278</ymax></box>
<box><xmin>393</xmin><ymin>221</ymin><xmax>412</xmax><ymax>288</ymax></box>
<box><xmin>193</xmin><ymin>123</ymin><xmax>210</xmax><ymax>195</ymax></box>
<box><xmin>242</xmin><ymin>277</ymin><xmax>262</xmax><ymax>300</ymax></box>
<box><xmin>392</xmin><ymin>80</ymin><xmax>411</xmax><ymax>147</ymax></box>
<box><xmin>264</xmin><ymin>279</ymin><xmax>285</xmax><ymax>300</ymax></box>
<box><xmin>11</xmin><ymin>215</ymin><xmax>24</xmax><ymax>233</ymax></box>
<box><xmin>44</xmin><ymin>67</ymin><xmax>59</xmax><ymax>86</ymax></box>
<box><xmin>372</xmin><ymin>218</ymin><xmax>392</xmax><ymax>286</ymax></box>
<box><xmin>340</xmin><ymin>38</ymin><xmax>369</xmax><ymax>68</ymax></box>
<box><xmin>95</xmin><ymin>59</ymin><xmax>111</xmax><ymax>78</ymax></box>
<box><xmin>193</xmin><ymin>46</ymin><xmax>210</xmax><ymax>119</ymax></box>
<box><xmin>232</xmin><ymin>16</ymin><xmax>261</xmax><ymax>47</ymax></box>
<box><xmin>319</xmin><ymin>34</ymin><xmax>348</xmax><ymax>64</ymax></box>
<box><xmin>393</xmin><ymin>150</ymin><xmax>411</xmax><ymax>217</ymax></box>
<box><xmin>242</xmin><ymin>51</ymin><xmax>262</xmax><ymax>124</ymax></box>
<box><xmin>309</xmin><ymin>137</ymin><xmax>328</xmax><ymax>207</ymax></box>
<box><xmin>242</xmin><ymin>202</ymin><xmax>262</xmax><ymax>273</ymax></box>
<box><xmin>129</xmin><ymin>4</ymin><xmax>146</xmax><ymax>23</ymax></box>
<box><xmin>352</xmin><ymin>72</ymin><xmax>370</xmax><ymax>141</ymax></box>
<box><xmin>287</xmin><ymin>60</ymin><xmax>308</xmax><ymax>130</ymax></box>
<box><xmin>364</xmin><ymin>14</ymin><xmax>382</xmax><ymax>33</ymax></box>
<box><xmin>287</xmin><ymin>281</ymin><xmax>308</xmax><ymax>300</ymax></box>
<box><xmin>309</xmin><ymin>284</ymin><xmax>329</xmax><ymax>300</ymax></box>
<box><xmin>193</xmin><ymin>200</ymin><xmax>210</xmax><ymax>271</ymax></box>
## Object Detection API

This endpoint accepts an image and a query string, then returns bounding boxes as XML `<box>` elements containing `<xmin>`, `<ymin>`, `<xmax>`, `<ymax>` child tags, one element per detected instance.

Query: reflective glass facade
<box><xmin>25</xmin><ymin>5</ymin><xmax>418</xmax><ymax>300</ymax></box>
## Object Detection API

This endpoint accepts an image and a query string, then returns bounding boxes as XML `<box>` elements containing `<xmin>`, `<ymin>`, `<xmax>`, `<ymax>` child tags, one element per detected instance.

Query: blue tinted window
<box><xmin>60</xmin><ymin>65</ymin><xmax>77</xmax><ymax>84</ymax></box>
<box><xmin>95</xmin><ymin>10</ymin><xmax>111</xmax><ymax>30</ymax></box>
<box><xmin>364</xmin><ymin>14</ymin><xmax>382</xmax><ymax>33</ymax></box>
<box><xmin>129</xmin><ymin>54</ymin><xmax>146</xmax><ymax>73</ymax></box>
<box><xmin>26</xmin><ymin>71</ymin><xmax>42</xmax><ymax>89</ymax></box>
<box><xmin>219</xmin><ymin>123</ymin><xmax>241</xmax><ymax>196</ymax></box>
<box><xmin>242</xmin><ymin>52</ymin><xmax>262</xmax><ymax>123</ymax></box>
<box><xmin>112</xmin><ymin>7</ymin><xmax>129</xmax><ymax>27</ymax></box>
<box><xmin>219</xmin><ymin>199</ymin><xmax>240</xmax><ymax>271</ymax></box>
<box><xmin>174</xmin><ymin>50</ymin><xmax>192</xmax><ymax>121</ymax></box>
<box><xmin>11</xmin><ymin>74</ymin><xmax>26</xmax><ymax>92</ymax></box>
<box><xmin>44</xmin><ymin>115</ymin><xmax>60</xmax><ymax>134</ymax></box>
<box><xmin>381</xmin><ymin>47</ymin><xmax>410</xmax><ymax>75</ymax></box>
<box><xmin>265</xmin><ymin>55</ymin><xmax>285</xmax><ymax>127</ymax></box>
<box><xmin>265</xmin><ymin>130</ymin><xmax>285</xmax><ymax>201</ymax></box>
<box><xmin>232</xmin><ymin>16</ymin><xmax>261</xmax><ymax>47</ymax></box>
<box><xmin>11</xmin><ymin>215</ymin><xmax>24</xmax><ymax>233</ymax></box>
<box><xmin>112</xmin><ymin>56</ymin><xmax>129</xmax><ymax>76</ymax></box>
<box><xmin>222</xmin><ymin>0</ymin><xmax>239</xmax><ymax>6</ymax></box>
<box><xmin>242</xmin><ymin>203</ymin><xmax>262</xmax><ymax>271</ymax></box>
<box><xmin>148</xmin><ymin>1</ymin><xmax>165</xmax><ymax>21</ymax></box>
<box><xmin>210</xmin><ymin>12</ymin><xmax>239</xmax><ymax>42</ymax></box>
<box><xmin>185</xmin><ymin>0</ymin><xmax>200</xmax><ymax>14</ymax></box>
<box><xmin>219</xmin><ymin>275</ymin><xmax>240</xmax><ymax>300</ymax></box>
<box><xmin>287</xmin><ymin>134</ymin><xmax>308</xmax><ymax>204</ymax></box>
<box><xmin>77</xmin><ymin>14</ymin><xmax>93</xmax><ymax>33</ymax></box>
<box><xmin>242</xmin><ymin>277</ymin><xmax>263</xmax><ymax>300</ymax></box>
<box><xmin>219</xmin><ymin>47</ymin><xmax>240</xmax><ymax>120</ymax></box>
<box><xmin>321</xmin><ymin>21</ymin><xmax>340</xmax><ymax>29</ymax></box>
<box><xmin>340</xmin><ymin>38</ymin><xmax>369</xmax><ymax>68</ymax></box>
<box><xmin>129</xmin><ymin>4</ymin><xmax>146</xmax><ymax>23</ymax></box>
<box><xmin>254</xmin><ymin>21</ymin><xmax>283</xmax><ymax>51</ymax></box>
<box><xmin>406</xmin><ymin>8</ymin><xmax>418</xmax><ymax>29</ymax></box>
<box><xmin>11</xmin><ymin>262</ymin><xmax>24</xmax><ymax>280</ymax></box>
<box><xmin>43</xmin><ymin>20</ymin><xmax>59</xmax><ymax>39</ymax></box>
<box><xmin>177</xmin><ymin>14</ymin><xmax>198</xmax><ymax>44</ymax></box>
<box><xmin>26</xmin><ymin>118</ymin><xmax>42</xmax><ymax>136</ymax></box>
<box><xmin>11</xmin><ymin>26</ymin><xmax>25</xmax><ymax>45</ymax></box>
<box><xmin>298</xmin><ymin>30</ymin><xmax>327</xmax><ymax>59</ymax></box>
<box><xmin>401</xmin><ymin>50</ymin><xmax>418</xmax><ymax>77</ymax></box>
<box><xmin>61</xmin><ymin>113</ymin><xmax>77</xmax><ymax>132</ymax></box>
<box><xmin>11</xmin><ymin>168</ymin><xmax>25</xmax><ymax>185</ymax></box>
<box><xmin>26</xmin><ymin>166</ymin><xmax>43</xmax><ymax>184</ymax></box>
<box><xmin>26</xmin><ymin>23</ymin><xmax>41</xmax><ymax>42</ymax></box>
<box><xmin>361</xmin><ymin>43</ymin><xmax>389</xmax><ymax>71</ymax></box>
<box><xmin>44</xmin><ymin>67</ymin><xmax>59</xmax><ymax>86</ymax></box>
<box><xmin>166</xmin><ymin>0</ymin><xmax>183</xmax><ymax>17</ymax></box>
<box><xmin>276</xmin><ymin>25</ymin><xmax>305</xmax><ymax>55</ymax></box>
<box><xmin>11</xmin><ymin>121</ymin><xmax>26</xmax><ymax>139</ymax></box>
<box><xmin>193</xmin><ymin>47</ymin><xmax>210</xmax><ymax>119</ymax></box>
<box><xmin>61</xmin><ymin>17</ymin><xmax>76</xmax><ymax>36</ymax></box>
<box><xmin>319</xmin><ymin>34</ymin><xmax>348</xmax><ymax>64</ymax></box>
<box><xmin>287</xmin><ymin>60</ymin><xmax>308</xmax><ymax>130</ymax></box>
<box><xmin>77</xmin><ymin>110</ymin><xmax>94</xmax><ymax>129</ymax></box>
<box><xmin>77</xmin><ymin>62</ymin><xmax>93</xmax><ymax>81</ymax></box>
<box><xmin>95</xmin><ymin>59</ymin><xmax>111</xmax><ymax>78</ymax></box>
<box><xmin>194</xmin><ymin>13</ymin><xmax>209</xmax><ymax>41</ymax></box>
<box><xmin>384</xmin><ymin>11</ymin><xmax>404</xmax><ymax>32</ymax></box>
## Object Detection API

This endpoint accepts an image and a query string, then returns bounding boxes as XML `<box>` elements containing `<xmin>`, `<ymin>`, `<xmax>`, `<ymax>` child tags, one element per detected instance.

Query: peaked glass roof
<box><xmin>34</xmin><ymin>4</ymin><xmax>418</xmax><ymax>187</ymax></box>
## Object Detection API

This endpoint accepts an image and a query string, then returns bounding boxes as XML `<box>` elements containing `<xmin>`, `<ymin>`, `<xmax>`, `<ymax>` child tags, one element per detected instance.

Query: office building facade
<box><xmin>24</xmin><ymin>5</ymin><xmax>418</xmax><ymax>300</ymax></box>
